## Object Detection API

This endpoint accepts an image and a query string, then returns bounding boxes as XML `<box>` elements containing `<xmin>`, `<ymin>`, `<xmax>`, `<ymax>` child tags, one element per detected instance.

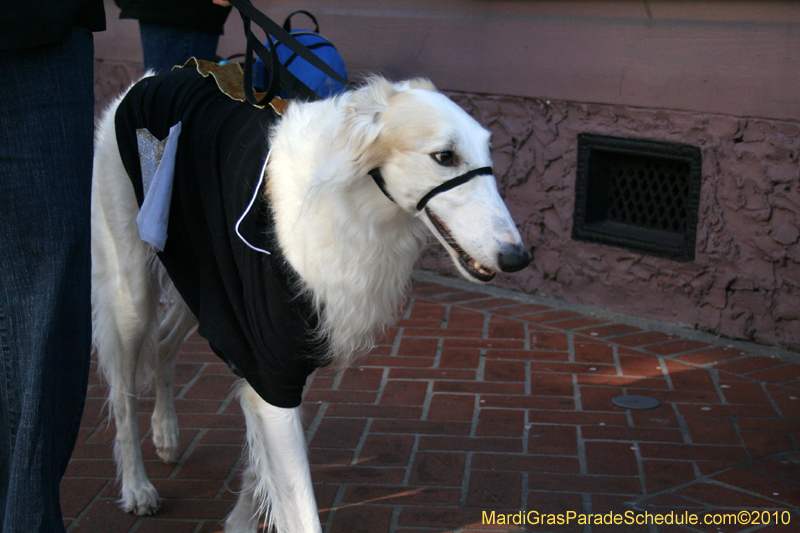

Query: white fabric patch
<box><xmin>136</xmin><ymin>122</ymin><xmax>182</xmax><ymax>251</ymax></box>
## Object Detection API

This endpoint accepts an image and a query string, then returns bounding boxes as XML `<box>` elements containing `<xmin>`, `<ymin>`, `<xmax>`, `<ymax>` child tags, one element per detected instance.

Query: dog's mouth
<box><xmin>425</xmin><ymin>208</ymin><xmax>496</xmax><ymax>282</ymax></box>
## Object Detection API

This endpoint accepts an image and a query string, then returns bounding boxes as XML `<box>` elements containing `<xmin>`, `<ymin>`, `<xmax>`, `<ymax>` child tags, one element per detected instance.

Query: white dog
<box><xmin>91</xmin><ymin>68</ymin><xmax>530</xmax><ymax>532</ymax></box>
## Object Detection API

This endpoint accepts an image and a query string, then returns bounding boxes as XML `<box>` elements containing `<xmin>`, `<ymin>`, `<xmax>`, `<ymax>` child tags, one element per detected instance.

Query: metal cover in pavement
<box><xmin>612</xmin><ymin>395</ymin><xmax>662</xmax><ymax>410</ymax></box>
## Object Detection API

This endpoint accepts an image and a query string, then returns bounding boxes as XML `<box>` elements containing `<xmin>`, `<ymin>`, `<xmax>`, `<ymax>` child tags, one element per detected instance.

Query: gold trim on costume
<box><xmin>179</xmin><ymin>58</ymin><xmax>291</xmax><ymax>115</ymax></box>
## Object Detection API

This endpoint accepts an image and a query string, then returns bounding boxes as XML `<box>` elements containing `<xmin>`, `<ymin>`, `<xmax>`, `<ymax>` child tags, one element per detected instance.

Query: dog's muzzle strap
<box><xmin>369</xmin><ymin>166</ymin><xmax>493</xmax><ymax>212</ymax></box>
<box><xmin>368</xmin><ymin>168</ymin><xmax>396</xmax><ymax>204</ymax></box>
<box><xmin>415</xmin><ymin>166</ymin><xmax>493</xmax><ymax>211</ymax></box>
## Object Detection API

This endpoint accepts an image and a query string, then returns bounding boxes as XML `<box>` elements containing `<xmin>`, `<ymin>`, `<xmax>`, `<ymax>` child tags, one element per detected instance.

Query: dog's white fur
<box><xmin>92</xmin><ymin>75</ymin><xmax>527</xmax><ymax>532</ymax></box>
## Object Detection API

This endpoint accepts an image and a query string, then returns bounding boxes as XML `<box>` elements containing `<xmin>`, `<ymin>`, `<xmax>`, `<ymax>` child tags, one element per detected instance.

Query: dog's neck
<box><xmin>265</xmin><ymin>95</ymin><xmax>427</xmax><ymax>369</ymax></box>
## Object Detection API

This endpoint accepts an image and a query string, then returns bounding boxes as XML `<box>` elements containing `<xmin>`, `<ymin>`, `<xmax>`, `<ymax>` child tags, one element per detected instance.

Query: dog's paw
<box><xmin>120</xmin><ymin>483</ymin><xmax>160</xmax><ymax>515</ymax></box>
<box><xmin>152</xmin><ymin>407</ymin><xmax>180</xmax><ymax>463</ymax></box>
<box><xmin>153</xmin><ymin>429</ymin><xmax>180</xmax><ymax>463</ymax></box>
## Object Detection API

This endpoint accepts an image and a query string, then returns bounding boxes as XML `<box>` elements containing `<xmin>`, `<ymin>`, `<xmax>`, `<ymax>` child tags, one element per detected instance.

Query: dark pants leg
<box><xmin>0</xmin><ymin>27</ymin><xmax>94</xmax><ymax>533</ymax></box>
<box><xmin>139</xmin><ymin>20</ymin><xmax>221</xmax><ymax>74</ymax></box>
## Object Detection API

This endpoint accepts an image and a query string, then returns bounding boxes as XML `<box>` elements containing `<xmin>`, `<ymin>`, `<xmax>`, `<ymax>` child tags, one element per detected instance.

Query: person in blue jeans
<box><xmin>118</xmin><ymin>0</ymin><xmax>232</xmax><ymax>74</ymax></box>
<box><xmin>0</xmin><ymin>2</ymin><xmax>105</xmax><ymax>531</ymax></box>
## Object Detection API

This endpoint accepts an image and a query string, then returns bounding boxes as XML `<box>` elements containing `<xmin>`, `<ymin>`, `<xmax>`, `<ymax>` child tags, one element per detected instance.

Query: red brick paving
<box><xmin>63</xmin><ymin>275</ymin><xmax>800</xmax><ymax>532</ymax></box>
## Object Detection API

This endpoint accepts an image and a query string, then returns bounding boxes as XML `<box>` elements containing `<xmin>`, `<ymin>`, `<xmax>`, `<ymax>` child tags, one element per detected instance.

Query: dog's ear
<box><xmin>307</xmin><ymin>77</ymin><xmax>397</xmax><ymax>203</ymax></box>
<box><xmin>343</xmin><ymin>76</ymin><xmax>397</xmax><ymax>167</ymax></box>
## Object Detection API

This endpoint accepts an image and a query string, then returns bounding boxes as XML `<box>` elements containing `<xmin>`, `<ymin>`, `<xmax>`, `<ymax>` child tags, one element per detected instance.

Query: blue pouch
<box><xmin>253</xmin><ymin>10</ymin><xmax>347</xmax><ymax>98</ymax></box>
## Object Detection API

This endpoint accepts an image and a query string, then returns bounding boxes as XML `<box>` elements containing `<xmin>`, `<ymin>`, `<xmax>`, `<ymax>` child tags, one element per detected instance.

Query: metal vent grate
<box><xmin>604</xmin><ymin>153</ymin><xmax>690</xmax><ymax>233</ymax></box>
<box><xmin>572</xmin><ymin>134</ymin><xmax>702</xmax><ymax>262</ymax></box>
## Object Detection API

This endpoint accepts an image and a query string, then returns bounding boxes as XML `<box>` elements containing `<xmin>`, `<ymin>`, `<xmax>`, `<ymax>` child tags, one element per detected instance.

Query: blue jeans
<box><xmin>139</xmin><ymin>20</ymin><xmax>221</xmax><ymax>74</ymax></box>
<box><xmin>0</xmin><ymin>28</ymin><xmax>94</xmax><ymax>532</ymax></box>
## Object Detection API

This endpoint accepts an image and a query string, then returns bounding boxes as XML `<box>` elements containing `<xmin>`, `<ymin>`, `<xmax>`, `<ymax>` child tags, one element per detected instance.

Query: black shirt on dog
<box><xmin>115</xmin><ymin>66</ymin><xmax>324</xmax><ymax>408</ymax></box>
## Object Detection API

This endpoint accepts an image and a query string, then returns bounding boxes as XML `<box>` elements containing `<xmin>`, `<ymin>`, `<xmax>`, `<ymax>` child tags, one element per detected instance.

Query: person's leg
<box><xmin>139</xmin><ymin>20</ymin><xmax>221</xmax><ymax>74</ymax></box>
<box><xmin>0</xmin><ymin>27</ymin><xmax>94</xmax><ymax>533</ymax></box>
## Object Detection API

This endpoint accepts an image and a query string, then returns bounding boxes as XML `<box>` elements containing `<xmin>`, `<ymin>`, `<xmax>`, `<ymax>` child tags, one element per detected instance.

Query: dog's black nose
<box><xmin>497</xmin><ymin>244</ymin><xmax>532</xmax><ymax>273</ymax></box>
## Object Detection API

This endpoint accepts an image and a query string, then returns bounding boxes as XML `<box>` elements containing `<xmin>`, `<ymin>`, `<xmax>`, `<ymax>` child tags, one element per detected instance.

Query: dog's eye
<box><xmin>431</xmin><ymin>151</ymin><xmax>456</xmax><ymax>166</ymax></box>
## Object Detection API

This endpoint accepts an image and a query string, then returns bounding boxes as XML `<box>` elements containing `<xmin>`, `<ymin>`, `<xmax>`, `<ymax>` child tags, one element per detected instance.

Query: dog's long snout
<box><xmin>497</xmin><ymin>243</ymin><xmax>532</xmax><ymax>273</ymax></box>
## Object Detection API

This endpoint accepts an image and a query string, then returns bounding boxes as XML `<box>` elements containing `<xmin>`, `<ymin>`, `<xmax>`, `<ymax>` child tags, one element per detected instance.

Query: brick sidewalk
<box><xmin>62</xmin><ymin>273</ymin><xmax>799</xmax><ymax>532</ymax></box>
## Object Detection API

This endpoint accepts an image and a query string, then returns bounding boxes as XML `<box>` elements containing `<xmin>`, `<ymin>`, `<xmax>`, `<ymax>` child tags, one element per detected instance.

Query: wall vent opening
<box><xmin>572</xmin><ymin>134</ymin><xmax>702</xmax><ymax>262</ymax></box>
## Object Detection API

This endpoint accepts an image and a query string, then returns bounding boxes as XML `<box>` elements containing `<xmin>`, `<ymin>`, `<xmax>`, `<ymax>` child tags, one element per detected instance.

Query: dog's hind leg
<box><xmin>112</xmin><ymin>328</ymin><xmax>161</xmax><ymax>516</ymax></box>
<box><xmin>92</xmin><ymin>250</ymin><xmax>161</xmax><ymax>515</ymax></box>
<box><xmin>151</xmin><ymin>284</ymin><xmax>197</xmax><ymax>463</ymax></box>
<box><xmin>91</xmin><ymin>101</ymin><xmax>162</xmax><ymax>515</ymax></box>
<box><xmin>227</xmin><ymin>382</ymin><xmax>322</xmax><ymax>533</ymax></box>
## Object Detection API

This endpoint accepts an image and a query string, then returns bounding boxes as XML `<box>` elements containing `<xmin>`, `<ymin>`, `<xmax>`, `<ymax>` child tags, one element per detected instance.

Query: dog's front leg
<box><xmin>228</xmin><ymin>382</ymin><xmax>322</xmax><ymax>533</ymax></box>
<box><xmin>224</xmin><ymin>460</ymin><xmax>260</xmax><ymax>532</ymax></box>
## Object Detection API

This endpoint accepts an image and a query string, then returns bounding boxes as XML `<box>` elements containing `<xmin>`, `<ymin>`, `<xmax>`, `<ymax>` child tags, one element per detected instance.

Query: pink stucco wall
<box><xmin>93</xmin><ymin>0</ymin><xmax>800</xmax><ymax>351</ymax></box>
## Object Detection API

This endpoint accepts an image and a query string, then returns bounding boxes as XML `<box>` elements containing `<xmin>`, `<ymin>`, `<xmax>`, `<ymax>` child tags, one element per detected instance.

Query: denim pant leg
<box><xmin>139</xmin><ymin>20</ymin><xmax>221</xmax><ymax>74</ymax></box>
<box><xmin>0</xmin><ymin>28</ymin><xmax>94</xmax><ymax>533</ymax></box>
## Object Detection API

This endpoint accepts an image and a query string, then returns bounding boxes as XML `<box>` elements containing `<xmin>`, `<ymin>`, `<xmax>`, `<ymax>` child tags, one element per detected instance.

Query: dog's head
<box><xmin>343</xmin><ymin>77</ymin><xmax>531</xmax><ymax>283</ymax></box>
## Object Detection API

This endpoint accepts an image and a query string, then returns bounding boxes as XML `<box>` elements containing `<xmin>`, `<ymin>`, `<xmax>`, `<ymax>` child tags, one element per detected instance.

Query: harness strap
<box><xmin>229</xmin><ymin>0</ymin><xmax>347</xmax><ymax>104</ymax></box>
<box><xmin>415</xmin><ymin>166</ymin><xmax>493</xmax><ymax>211</ymax></box>
<box><xmin>369</xmin><ymin>166</ymin><xmax>494</xmax><ymax>212</ymax></box>
<box><xmin>368</xmin><ymin>168</ymin><xmax>396</xmax><ymax>204</ymax></box>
